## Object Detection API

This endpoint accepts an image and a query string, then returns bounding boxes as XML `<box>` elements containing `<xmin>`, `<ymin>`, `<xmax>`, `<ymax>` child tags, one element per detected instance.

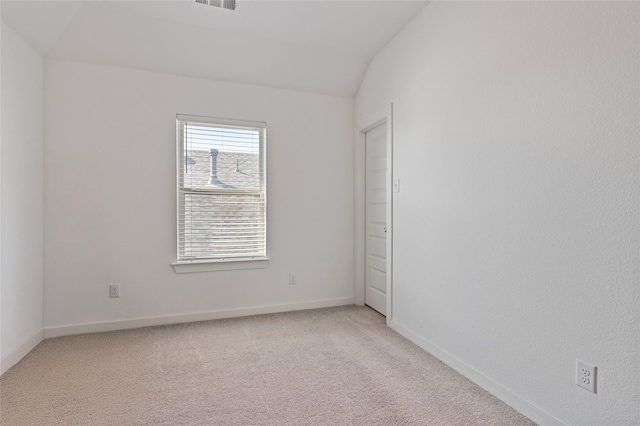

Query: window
<box><xmin>176</xmin><ymin>114</ymin><xmax>267</xmax><ymax>263</ymax></box>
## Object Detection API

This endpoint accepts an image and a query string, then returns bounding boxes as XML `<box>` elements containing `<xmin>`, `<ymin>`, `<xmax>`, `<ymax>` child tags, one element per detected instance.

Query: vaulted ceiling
<box><xmin>2</xmin><ymin>0</ymin><xmax>429</xmax><ymax>97</ymax></box>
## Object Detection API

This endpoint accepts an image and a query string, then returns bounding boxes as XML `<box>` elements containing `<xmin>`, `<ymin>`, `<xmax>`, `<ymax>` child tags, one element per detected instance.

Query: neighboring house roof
<box><xmin>185</xmin><ymin>149</ymin><xmax>260</xmax><ymax>190</ymax></box>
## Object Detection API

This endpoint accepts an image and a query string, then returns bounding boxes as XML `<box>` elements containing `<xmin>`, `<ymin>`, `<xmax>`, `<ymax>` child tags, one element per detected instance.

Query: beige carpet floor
<box><xmin>1</xmin><ymin>306</ymin><xmax>536</xmax><ymax>426</ymax></box>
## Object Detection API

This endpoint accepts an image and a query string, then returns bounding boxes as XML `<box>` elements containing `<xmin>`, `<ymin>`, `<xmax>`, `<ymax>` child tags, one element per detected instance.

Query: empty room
<box><xmin>1</xmin><ymin>1</ymin><xmax>638</xmax><ymax>425</ymax></box>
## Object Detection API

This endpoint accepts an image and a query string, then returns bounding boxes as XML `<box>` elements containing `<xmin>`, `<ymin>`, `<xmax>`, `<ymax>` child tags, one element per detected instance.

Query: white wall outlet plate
<box><xmin>289</xmin><ymin>273</ymin><xmax>297</xmax><ymax>285</ymax></box>
<box><xmin>109</xmin><ymin>284</ymin><xmax>120</xmax><ymax>298</ymax></box>
<box><xmin>576</xmin><ymin>359</ymin><xmax>596</xmax><ymax>393</ymax></box>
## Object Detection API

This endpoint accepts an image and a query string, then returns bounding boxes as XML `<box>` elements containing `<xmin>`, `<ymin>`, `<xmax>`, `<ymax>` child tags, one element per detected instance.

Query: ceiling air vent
<box><xmin>195</xmin><ymin>0</ymin><xmax>237</xmax><ymax>11</ymax></box>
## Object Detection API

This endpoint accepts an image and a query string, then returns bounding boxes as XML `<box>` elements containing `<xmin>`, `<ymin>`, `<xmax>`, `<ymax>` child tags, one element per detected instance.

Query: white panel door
<box><xmin>365</xmin><ymin>121</ymin><xmax>387</xmax><ymax>315</ymax></box>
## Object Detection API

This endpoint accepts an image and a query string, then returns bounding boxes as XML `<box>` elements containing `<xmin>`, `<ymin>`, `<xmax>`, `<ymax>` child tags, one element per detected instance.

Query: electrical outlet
<box><xmin>109</xmin><ymin>284</ymin><xmax>120</xmax><ymax>298</ymax></box>
<box><xmin>576</xmin><ymin>359</ymin><xmax>597</xmax><ymax>393</ymax></box>
<box><xmin>289</xmin><ymin>273</ymin><xmax>297</xmax><ymax>285</ymax></box>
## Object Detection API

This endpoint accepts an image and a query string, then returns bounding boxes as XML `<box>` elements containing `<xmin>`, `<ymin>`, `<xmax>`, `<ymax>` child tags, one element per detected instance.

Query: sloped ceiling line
<box><xmin>1</xmin><ymin>0</ymin><xmax>428</xmax><ymax>97</ymax></box>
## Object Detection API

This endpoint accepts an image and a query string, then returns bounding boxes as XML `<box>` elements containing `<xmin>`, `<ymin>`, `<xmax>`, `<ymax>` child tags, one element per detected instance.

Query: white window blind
<box><xmin>176</xmin><ymin>114</ymin><xmax>266</xmax><ymax>262</ymax></box>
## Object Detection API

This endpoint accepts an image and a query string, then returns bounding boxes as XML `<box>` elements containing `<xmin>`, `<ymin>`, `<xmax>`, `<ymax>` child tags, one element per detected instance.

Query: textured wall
<box><xmin>44</xmin><ymin>61</ymin><xmax>355</xmax><ymax>331</ymax></box>
<box><xmin>356</xmin><ymin>2</ymin><xmax>639</xmax><ymax>424</ymax></box>
<box><xmin>1</xmin><ymin>22</ymin><xmax>44</xmax><ymax>370</ymax></box>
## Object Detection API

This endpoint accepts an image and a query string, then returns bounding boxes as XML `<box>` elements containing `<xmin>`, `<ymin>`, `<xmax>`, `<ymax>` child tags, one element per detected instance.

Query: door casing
<box><xmin>355</xmin><ymin>104</ymin><xmax>393</xmax><ymax>321</ymax></box>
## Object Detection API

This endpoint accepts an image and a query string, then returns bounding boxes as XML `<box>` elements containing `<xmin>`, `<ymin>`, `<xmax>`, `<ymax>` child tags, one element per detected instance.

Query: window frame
<box><xmin>172</xmin><ymin>114</ymin><xmax>268</xmax><ymax>272</ymax></box>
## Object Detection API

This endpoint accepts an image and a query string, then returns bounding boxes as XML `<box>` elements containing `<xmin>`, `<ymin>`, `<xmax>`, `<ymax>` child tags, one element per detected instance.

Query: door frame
<box><xmin>355</xmin><ymin>103</ymin><xmax>393</xmax><ymax>321</ymax></box>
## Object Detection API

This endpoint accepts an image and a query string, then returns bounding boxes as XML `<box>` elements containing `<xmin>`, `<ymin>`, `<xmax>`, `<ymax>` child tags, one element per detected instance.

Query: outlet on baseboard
<box><xmin>576</xmin><ymin>359</ymin><xmax>596</xmax><ymax>393</ymax></box>
<box><xmin>109</xmin><ymin>284</ymin><xmax>121</xmax><ymax>298</ymax></box>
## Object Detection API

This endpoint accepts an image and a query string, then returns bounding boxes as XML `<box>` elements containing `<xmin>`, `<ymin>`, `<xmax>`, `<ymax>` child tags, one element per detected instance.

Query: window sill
<box><xmin>171</xmin><ymin>257</ymin><xmax>270</xmax><ymax>274</ymax></box>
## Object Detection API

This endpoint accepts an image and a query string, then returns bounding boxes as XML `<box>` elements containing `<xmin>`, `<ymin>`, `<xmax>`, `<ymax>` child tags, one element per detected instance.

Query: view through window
<box><xmin>176</xmin><ymin>115</ymin><xmax>266</xmax><ymax>261</ymax></box>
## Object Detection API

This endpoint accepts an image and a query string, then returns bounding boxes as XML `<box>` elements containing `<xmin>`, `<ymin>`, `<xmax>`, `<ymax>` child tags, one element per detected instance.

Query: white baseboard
<box><xmin>1</xmin><ymin>329</ymin><xmax>44</xmax><ymax>376</ymax></box>
<box><xmin>44</xmin><ymin>297</ymin><xmax>355</xmax><ymax>339</ymax></box>
<box><xmin>387</xmin><ymin>319</ymin><xmax>564</xmax><ymax>426</ymax></box>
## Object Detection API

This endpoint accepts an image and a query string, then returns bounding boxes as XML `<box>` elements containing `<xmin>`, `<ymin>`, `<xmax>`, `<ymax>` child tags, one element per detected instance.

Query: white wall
<box><xmin>44</xmin><ymin>61</ymin><xmax>355</xmax><ymax>334</ymax></box>
<box><xmin>1</xmin><ymin>21</ymin><xmax>44</xmax><ymax>374</ymax></box>
<box><xmin>356</xmin><ymin>2</ymin><xmax>639</xmax><ymax>425</ymax></box>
